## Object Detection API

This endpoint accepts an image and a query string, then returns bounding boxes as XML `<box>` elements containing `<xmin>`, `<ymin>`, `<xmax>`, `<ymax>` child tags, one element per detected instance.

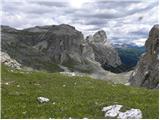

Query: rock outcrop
<box><xmin>1</xmin><ymin>24</ymin><xmax>106</xmax><ymax>74</ymax></box>
<box><xmin>0</xmin><ymin>51</ymin><xmax>21</xmax><ymax>69</ymax></box>
<box><xmin>129</xmin><ymin>25</ymin><xmax>159</xmax><ymax>88</ymax></box>
<box><xmin>86</xmin><ymin>30</ymin><xmax>121</xmax><ymax>69</ymax></box>
<box><xmin>1</xmin><ymin>24</ymin><xmax>123</xmax><ymax>78</ymax></box>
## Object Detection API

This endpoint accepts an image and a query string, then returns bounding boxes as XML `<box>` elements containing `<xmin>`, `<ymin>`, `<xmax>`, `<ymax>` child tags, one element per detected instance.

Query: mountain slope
<box><xmin>116</xmin><ymin>46</ymin><xmax>145</xmax><ymax>67</ymax></box>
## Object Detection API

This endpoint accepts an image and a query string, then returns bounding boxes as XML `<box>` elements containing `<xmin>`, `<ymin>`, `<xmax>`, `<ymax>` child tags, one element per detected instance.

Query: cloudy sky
<box><xmin>1</xmin><ymin>0</ymin><xmax>159</xmax><ymax>46</ymax></box>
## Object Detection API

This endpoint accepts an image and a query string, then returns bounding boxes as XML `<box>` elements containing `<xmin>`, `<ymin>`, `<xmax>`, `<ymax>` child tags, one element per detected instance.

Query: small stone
<box><xmin>37</xmin><ymin>97</ymin><xmax>50</xmax><ymax>103</ymax></box>
<box><xmin>52</xmin><ymin>102</ymin><xmax>56</xmax><ymax>105</ymax></box>
<box><xmin>49</xmin><ymin>117</ymin><xmax>55</xmax><ymax>119</ymax></box>
<box><xmin>22</xmin><ymin>111</ymin><xmax>27</xmax><ymax>114</ymax></box>
<box><xmin>5</xmin><ymin>82</ymin><xmax>9</xmax><ymax>85</ymax></box>
<box><xmin>63</xmin><ymin>84</ymin><xmax>66</xmax><ymax>87</ymax></box>
<box><xmin>95</xmin><ymin>101</ymin><xmax>98</xmax><ymax>105</ymax></box>
<box><xmin>17</xmin><ymin>85</ymin><xmax>20</xmax><ymax>87</ymax></box>
<box><xmin>34</xmin><ymin>83</ymin><xmax>40</xmax><ymax>86</ymax></box>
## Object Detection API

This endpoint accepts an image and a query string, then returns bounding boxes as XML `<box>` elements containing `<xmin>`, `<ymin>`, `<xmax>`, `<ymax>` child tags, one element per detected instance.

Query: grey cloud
<box><xmin>1</xmin><ymin>0</ymin><xmax>158</xmax><ymax>45</ymax></box>
<box><xmin>129</xmin><ymin>30</ymin><xmax>148</xmax><ymax>37</ymax></box>
<box><xmin>31</xmin><ymin>1</ymin><xmax>68</xmax><ymax>7</ymax></box>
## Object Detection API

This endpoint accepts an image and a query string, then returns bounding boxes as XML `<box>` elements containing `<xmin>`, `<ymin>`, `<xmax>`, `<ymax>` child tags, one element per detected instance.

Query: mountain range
<box><xmin>1</xmin><ymin>24</ymin><xmax>159</xmax><ymax>88</ymax></box>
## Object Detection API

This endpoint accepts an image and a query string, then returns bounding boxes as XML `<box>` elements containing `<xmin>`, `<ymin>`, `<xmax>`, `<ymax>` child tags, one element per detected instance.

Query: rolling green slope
<box><xmin>1</xmin><ymin>65</ymin><xmax>159</xmax><ymax>119</ymax></box>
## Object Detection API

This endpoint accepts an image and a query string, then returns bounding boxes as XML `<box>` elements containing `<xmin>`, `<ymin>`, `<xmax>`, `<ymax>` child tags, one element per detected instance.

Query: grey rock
<box><xmin>81</xmin><ymin>42</ymin><xmax>95</xmax><ymax>60</ymax></box>
<box><xmin>1</xmin><ymin>24</ymin><xmax>106</xmax><ymax>74</ymax></box>
<box><xmin>118</xmin><ymin>109</ymin><xmax>142</xmax><ymax>119</ymax></box>
<box><xmin>129</xmin><ymin>25</ymin><xmax>159</xmax><ymax>88</ymax></box>
<box><xmin>102</xmin><ymin>105</ymin><xmax>142</xmax><ymax>119</ymax></box>
<box><xmin>102</xmin><ymin>105</ymin><xmax>123</xmax><ymax>118</ymax></box>
<box><xmin>1</xmin><ymin>51</ymin><xmax>21</xmax><ymax>69</ymax></box>
<box><xmin>86</xmin><ymin>30</ymin><xmax>121</xmax><ymax>67</ymax></box>
<box><xmin>93</xmin><ymin>30</ymin><xmax>107</xmax><ymax>43</ymax></box>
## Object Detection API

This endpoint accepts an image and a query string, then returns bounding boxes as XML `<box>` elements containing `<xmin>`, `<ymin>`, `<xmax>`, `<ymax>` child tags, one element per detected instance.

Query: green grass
<box><xmin>1</xmin><ymin>65</ymin><xmax>159</xmax><ymax>119</ymax></box>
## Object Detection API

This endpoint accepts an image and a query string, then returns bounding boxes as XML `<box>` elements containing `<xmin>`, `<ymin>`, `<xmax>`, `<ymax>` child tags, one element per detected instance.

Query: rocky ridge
<box><xmin>1</xmin><ymin>24</ymin><xmax>121</xmax><ymax>78</ymax></box>
<box><xmin>129</xmin><ymin>25</ymin><xmax>159</xmax><ymax>88</ymax></box>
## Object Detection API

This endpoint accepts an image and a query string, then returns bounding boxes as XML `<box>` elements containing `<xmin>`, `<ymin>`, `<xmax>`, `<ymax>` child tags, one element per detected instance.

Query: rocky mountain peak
<box><xmin>85</xmin><ymin>30</ymin><xmax>121</xmax><ymax>69</ymax></box>
<box><xmin>145</xmin><ymin>24</ymin><xmax>159</xmax><ymax>54</ymax></box>
<box><xmin>92</xmin><ymin>30</ymin><xmax>107</xmax><ymax>43</ymax></box>
<box><xmin>1</xmin><ymin>25</ymin><xmax>18</xmax><ymax>32</ymax></box>
<box><xmin>129</xmin><ymin>25</ymin><xmax>159</xmax><ymax>88</ymax></box>
<box><xmin>49</xmin><ymin>24</ymin><xmax>81</xmax><ymax>36</ymax></box>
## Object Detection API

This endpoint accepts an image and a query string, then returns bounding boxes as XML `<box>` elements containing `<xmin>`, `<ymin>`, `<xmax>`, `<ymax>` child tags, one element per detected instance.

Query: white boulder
<box><xmin>118</xmin><ymin>109</ymin><xmax>142</xmax><ymax>119</ymax></box>
<box><xmin>102</xmin><ymin>105</ymin><xmax>142</xmax><ymax>119</ymax></box>
<box><xmin>102</xmin><ymin>105</ymin><xmax>123</xmax><ymax>118</ymax></box>
<box><xmin>37</xmin><ymin>97</ymin><xmax>49</xmax><ymax>103</ymax></box>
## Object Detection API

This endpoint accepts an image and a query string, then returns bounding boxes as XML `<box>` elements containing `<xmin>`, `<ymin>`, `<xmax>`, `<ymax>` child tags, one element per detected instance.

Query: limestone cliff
<box><xmin>1</xmin><ymin>24</ymin><xmax>105</xmax><ymax>74</ymax></box>
<box><xmin>129</xmin><ymin>25</ymin><xmax>159</xmax><ymax>88</ymax></box>
<box><xmin>86</xmin><ymin>30</ymin><xmax>121</xmax><ymax>68</ymax></box>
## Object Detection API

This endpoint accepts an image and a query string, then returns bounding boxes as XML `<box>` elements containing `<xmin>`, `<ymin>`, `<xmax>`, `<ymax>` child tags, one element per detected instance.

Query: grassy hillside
<box><xmin>1</xmin><ymin>65</ymin><xmax>159</xmax><ymax>119</ymax></box>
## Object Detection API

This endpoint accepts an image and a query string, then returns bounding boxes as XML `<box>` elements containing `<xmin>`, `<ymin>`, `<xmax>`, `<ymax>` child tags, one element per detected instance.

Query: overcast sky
<box><xmin>1</xmin><ymin>0</ymin><xmax>159</xmax><ymax>46</ymax></box>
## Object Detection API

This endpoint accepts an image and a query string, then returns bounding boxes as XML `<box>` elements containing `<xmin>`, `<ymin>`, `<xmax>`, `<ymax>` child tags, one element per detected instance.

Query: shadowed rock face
<box><xmin>2</xmin><ymin>24</ymin><xmax>83</xmax><ymax>60</ymax></box>
<box><xmin>129</xmin><ymin>25</ymin><xmax>159</xmax><ymax>89</ymax></box>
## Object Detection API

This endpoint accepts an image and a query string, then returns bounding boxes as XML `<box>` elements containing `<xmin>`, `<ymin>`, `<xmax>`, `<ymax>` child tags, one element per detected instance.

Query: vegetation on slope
<box><xmin>116</xmin><ymin>46</ymin><xmax>145</xmax><ymax>68</ymax></box>
<box><xmin>1</xmin><ymin>65</ymin><xmax>158</xmax><ymax>119</ymax></box>
<box><xmin>102</xmin><ymin>46</ymin><xmax>145</xmax><ymax>73</ymax></box>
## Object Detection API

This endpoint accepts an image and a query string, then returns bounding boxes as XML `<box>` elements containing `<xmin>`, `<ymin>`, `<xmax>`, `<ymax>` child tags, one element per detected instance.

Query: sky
<box><xmin>1</xmin><ymin>0</ymin><xmax>159</xmax><ymax>46</ymax></box>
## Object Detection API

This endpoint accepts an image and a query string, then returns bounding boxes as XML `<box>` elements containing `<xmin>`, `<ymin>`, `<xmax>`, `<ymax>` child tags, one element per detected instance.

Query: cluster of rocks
<box><xmin>102</xmin><ymin>105</ymin><xmax>142</xmax><ymax>119</ymax></box>
<box><xmin>129</xmin><ymin>25</ymin><xmax>159</xmax><ymax>89</ymax></box>
<box><xmin>1</xmin><ymin>51</ymin><xmax>21</xmax><ymax>69</ymax></box>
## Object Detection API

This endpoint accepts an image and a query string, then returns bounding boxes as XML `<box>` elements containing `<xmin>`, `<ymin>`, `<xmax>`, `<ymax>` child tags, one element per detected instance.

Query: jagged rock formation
<box><xmin>0</xmin><ymin>51</ymin><xmax>21</xmax><ymax>69</ymax></box>
<box><xmin>86</xmin><ymin>30</ymin><xmax>121</xmax><ymax>70</ymax></box>
<box><xmin>129</xmin><ymin>25</ymin><xmax>159</xmax><ymax>88</ymax></box>
<box><xmin>1</xmin><ymin>24</ymin><xmax>106</xmax><ymax>74</ymax></box>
